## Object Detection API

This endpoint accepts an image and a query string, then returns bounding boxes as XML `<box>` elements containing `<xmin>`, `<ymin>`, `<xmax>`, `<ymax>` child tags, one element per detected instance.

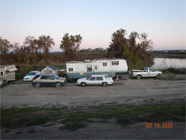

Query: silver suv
<box><xmin>32</xmin><ymin>74</ymin><xmax>66</xmax><ymax>88</ymax></box>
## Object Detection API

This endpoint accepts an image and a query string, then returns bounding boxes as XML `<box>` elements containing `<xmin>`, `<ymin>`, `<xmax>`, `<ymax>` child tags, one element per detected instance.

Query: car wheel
<box><xmin>157</xmin><ymin>74</ymin><xmax>162</xmax><ymax>79</ymax></box>
<box><xmin>81</xmin><ymin>82</ymin><xmax>86</xmax><ymax>87</ymax></box>
<box><xmin>56</xmin><ymin>82</ymin><xmax>61</xmax><ymax>88</ymax></box>
<box><xmin>34</xmin><ymin>83</ymin><xmax>40</xmax><ymax>88</ymax></box>
<box><xmin>136</xmin><ymin>75</ymin><xmax>142</xmax><ymax>80</ymax></box>
<box><xmin>102</xmin><ymin>82</ymin><xmax>107</xmax><ymax>87</ymax></box>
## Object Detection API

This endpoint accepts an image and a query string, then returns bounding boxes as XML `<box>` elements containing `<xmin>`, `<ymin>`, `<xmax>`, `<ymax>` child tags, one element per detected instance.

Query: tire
<box><xmin>156</xmin><ymin>74</ymin><xmax>162</xmax><ymax>79</ymax></box>
<box><xmin>102</xmin><ymin>82</ymin><xmax>107</xmax><ymax>87</ymax></box>
<box><xmin>136</xmin><ymin>75</ymin><xmax>142</xmax><ymax>80</ymax></box>
<box><xmin>81</xmin><ymin>82</ymin><xmax>86</xmax><ymax>87</ymax></box>
<box><xmin>34</xmin><ymin>83</ymin><xmax>40</xmax><ymax>88</ymax></box>
<box><xmin>56</xmin><ymin>82</ymin><xmax>61</xmax><ymax>88</ymax></box>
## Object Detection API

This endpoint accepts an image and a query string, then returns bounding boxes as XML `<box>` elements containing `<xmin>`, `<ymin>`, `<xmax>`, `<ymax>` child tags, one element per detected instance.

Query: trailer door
<box><xmin>94</xmin><ymin>65</ymin><xmax>99</xmax><ymax>72</ymax></box>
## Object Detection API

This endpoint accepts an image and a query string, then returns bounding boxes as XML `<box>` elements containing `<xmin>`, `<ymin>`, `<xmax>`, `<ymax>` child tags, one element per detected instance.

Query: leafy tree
<box><xmin>24</xmin><ymin>36</ymin><xmax>37</xmax><ymax>53</ymax></box>
<box><xmin>60</xmin><ymin>33</ymin><xmax>82</xmax><ymax>60</ymax></box>
<box><xmin>0</xmin><ymin>37</ymin><xmax>13</xmax><ymax>64</ymax></box>
<box><xmin>0</xmin><ymin>37</ymin><xmax>13</xmax><ymax>55</ymax></box>
<box><xmin>107</xmin><ymin>29</ymin><xmax>127</xmax><ymax>58</ymax></box>
<box><xmin>108</xmin><ymin>29</ymin><xmax>154</xmax><ymax>68</ymax></box>
<box><xmin>38</xmin><ymin>35</ymin><xmax>55</xmax><ymax>56</ymax></box>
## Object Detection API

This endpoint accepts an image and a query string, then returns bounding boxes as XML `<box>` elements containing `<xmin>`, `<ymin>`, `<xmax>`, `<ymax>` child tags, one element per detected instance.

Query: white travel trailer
<box><xmin>66</xmin><ymin>59</ymin><xmax>128</xmax><ymax>80</ymax></box>
<box><xmin>0</xmin><ymin>65</ymin><xmax>17</xmax><ymax>81</ymax></box>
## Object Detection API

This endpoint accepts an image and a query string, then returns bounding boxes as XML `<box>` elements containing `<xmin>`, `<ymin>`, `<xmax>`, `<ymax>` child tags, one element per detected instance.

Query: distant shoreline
<box><xmin>152</xmin><ymin>54</ymin><xmax>185</xmax><ymax>58</ymax></box>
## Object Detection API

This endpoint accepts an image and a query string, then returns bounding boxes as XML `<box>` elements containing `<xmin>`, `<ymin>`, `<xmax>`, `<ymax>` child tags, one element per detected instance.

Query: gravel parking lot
<box><xmin>1</xmin><ymin>76</ymin><xmax>185</xmax><ymax>108</ymax></box>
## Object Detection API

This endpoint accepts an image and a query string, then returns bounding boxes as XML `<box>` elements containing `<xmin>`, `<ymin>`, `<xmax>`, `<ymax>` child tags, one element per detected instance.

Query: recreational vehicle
<box><xmin>0</xmin><ymin>65</ymin><xmax>17</xmax><ymax>81</ymax></box>
<box><xmin>66</xmin><ymin>59</ymin><xmax>128</xmax><ymax>80</ymax></box>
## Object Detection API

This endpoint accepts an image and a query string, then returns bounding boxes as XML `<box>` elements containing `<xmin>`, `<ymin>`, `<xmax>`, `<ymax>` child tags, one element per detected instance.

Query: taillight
<box><xmin>32</xmin><ymin>78</ymin><xmax>35</xmax><ymax>81</ymax></box>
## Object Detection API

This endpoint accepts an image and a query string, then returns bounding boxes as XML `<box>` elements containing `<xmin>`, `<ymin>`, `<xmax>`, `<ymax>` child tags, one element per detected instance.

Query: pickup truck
<box><xmin>129</xmin><ymin>67</ymin><xmax>162</xmax><ymax>79</ymax></box>
<box><xmin>76</xmin><ymin>75</ymin><xmax>113</xmax><ymax>87</ymax></box>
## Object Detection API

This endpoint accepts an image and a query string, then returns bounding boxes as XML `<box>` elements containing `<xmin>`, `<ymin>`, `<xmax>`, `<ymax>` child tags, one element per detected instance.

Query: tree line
<box><xmin>0</xmin><ymin>28</ymin><xmax>154</xmax><ymax>68</ymax></box>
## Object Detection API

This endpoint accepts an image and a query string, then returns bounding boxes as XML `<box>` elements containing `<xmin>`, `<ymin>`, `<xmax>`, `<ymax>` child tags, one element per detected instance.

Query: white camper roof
<box><xmin>67</xmin><ymin>58</ymin><xmax>125</xmax><ymax>64</ymax></box>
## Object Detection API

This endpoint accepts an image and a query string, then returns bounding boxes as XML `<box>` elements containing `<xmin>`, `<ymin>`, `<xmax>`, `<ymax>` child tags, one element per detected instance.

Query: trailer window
<box><xmin>112</xmin><ymin>61</ymin><xmax>119</xmax><ymax>65</ymax></box>
<box><xmin>103</xmin><ymin>63</ymin><xmax>107</xmax><ymax>66</ymax></box>
<box><xmin>87</xmin><ymin>67</ymin><xmax>92</xmax><ymax>72</ymax></box>
<box><xmin>95</xmin><ymin>66</ymin><xmax>97</xmax><ymax>70</ymax></box>
<box><xmin>69</xmin><ymin>68</ymin><xmax>73</xmax><ymax>71</ymax></box>
<box><xmin>87</xmin><ymin>65</ymin><xmax>92</xmax><ymax>72</ymax></box>
<box><xmin>6</xmin><ymin>70</ymin><xmax>9</xmax><ymax>74</ymax></box>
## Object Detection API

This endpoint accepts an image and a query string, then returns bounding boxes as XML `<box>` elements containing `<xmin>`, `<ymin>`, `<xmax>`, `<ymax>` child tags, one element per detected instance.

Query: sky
<box><xmin>0</xmin><ymin>0</ymin><xmax>185</xmax><ymax>51</ymax></box>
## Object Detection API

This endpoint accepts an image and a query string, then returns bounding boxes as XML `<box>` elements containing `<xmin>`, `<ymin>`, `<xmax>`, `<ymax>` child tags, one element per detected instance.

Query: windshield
<box><xmin>27</xmin><ymin>72</ymin><xmax>36</xmax><ymax>76</ymax></box>
<box><xmin>52</xmin><ymin>75</ymin><xmax>59</xmax><ymax>79</ymax></box>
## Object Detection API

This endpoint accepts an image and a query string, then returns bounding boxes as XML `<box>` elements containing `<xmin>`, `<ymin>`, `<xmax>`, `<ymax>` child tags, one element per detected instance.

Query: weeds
<box><xmin>162</xmin><ymin>67</ymin><xmax>186</xmax><ymax>74</ymax></box>
<box><xmin>1</xmin><ymin>104</ymin><xmax>185</xmax><ymax>131</ymax></box>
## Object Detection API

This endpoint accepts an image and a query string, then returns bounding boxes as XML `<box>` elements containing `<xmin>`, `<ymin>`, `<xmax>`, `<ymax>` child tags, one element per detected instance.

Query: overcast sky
<box><xmin>1</xmin><ymin>0</ymin><xmax>185</xmax><ymax>51</ymax></box>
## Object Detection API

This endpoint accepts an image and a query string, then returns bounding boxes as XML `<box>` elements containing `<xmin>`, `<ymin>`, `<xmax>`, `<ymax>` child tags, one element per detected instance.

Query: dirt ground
<box><xmin>0</xmin><ymin>76</ymin><xmax>185</xmax><ymax>108</ymax></box>
<box><xmin>0</xmin><ymin>75</ymin><xmax>186</xmax><ymax>139</ymax></box>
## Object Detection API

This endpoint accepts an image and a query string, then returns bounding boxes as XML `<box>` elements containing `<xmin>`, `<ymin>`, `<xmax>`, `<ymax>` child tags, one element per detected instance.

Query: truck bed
<box><xmin>130</xmin><ymin>69</ymin><xmax>145</xmax><ymax>72</ymax></box>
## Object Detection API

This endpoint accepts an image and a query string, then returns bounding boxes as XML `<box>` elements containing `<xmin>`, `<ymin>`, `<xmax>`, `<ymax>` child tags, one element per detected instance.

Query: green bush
<box><xmin>162</xmin><ymin>67</ymin><xmax>186</xmax><ymax>74</ymax></box>
<box><xmin>16</xmin><ymin>65</ymin><xmax>34</xmax><ymax>79</ymax></box>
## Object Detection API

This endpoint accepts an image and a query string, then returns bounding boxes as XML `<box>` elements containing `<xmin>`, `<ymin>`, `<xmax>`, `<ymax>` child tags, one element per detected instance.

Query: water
<box><xmin>152</xmin><ymin>58</ymin><xmax>186</xmax><ymax>69</ymax></box>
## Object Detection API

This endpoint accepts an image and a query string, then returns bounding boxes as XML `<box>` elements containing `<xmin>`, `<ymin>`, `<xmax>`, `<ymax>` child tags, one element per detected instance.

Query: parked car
<box><xmin>76</xmin><ymin>75</ymin><xmax>113</xmax><ymax>87</ymax></box>
<box><xmin>32</xmin><ymin>74</ymin><xmax>66</xmax><ymax>88</ymax></box>
<box><xmin>0</xmin><ymin>78</ymin><xmax>7</xmax><ymax>87</ymax></box>
<box><xmin>23</xmin><ymin>71</ymin><xmax>41</xmax><ymax>81</ymax></box>
<box><xmin>129</xmin><ymin>67</ymin><xmax>162</xmax><ymax>79</ymax></box>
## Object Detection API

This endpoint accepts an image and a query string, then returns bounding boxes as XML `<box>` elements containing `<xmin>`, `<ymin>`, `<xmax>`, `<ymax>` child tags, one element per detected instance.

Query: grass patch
<box><xmin>27</xmin><ymin>129</ymin><xmax>37</xmax><ymax>134</ymax></box>
<box><xmin>1</xmin><ymin>104</ymin><xmax>185</xmax><ymax>131</ymax></box>
<box><xmin>59</xmin><ymin>122</ymin><xmax>86</xmax><ymax>131</ymax></box>
<box><xmin>1</xmin><ymin>107</ymin><xmax>66</xmax><ymax>128</ymax></box>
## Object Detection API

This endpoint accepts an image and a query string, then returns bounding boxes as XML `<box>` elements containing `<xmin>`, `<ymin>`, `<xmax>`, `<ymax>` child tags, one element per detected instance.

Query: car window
<box><xmin>149</xmin><ymin>68</ymin><xmax>154</xmax><ymax>72</ymax></box>
<box><xmin>27</xmin><ymin>72</ymin><xmax>36</xmax><ymax>76</ymax></box>
<box><xmin>40</xmin><ymin>76</ymin><xmax>54</xmax><ymax>80</ymax></box>
<box><xmin>52</xmin><ymin>75</ymin><xmax>59</xmax><ymax>79</ymax></box>
<box><xmin>96</xmin><ymin>77</ymin><xmax>103</xmax><ymax>81</ymax></box>
<box><xmin>40</xmin><ymin>76</ymin><xmax>48</xmax><ymax>79</ymax></box>
<box><xmin>33</xmin><ymin>75</ymin><xmax>40</xmax><ymax>79</ymax></box>
<box><xmin>0</xmin><ymin>71</ymin><xmax>3</xmax><ymax>76</ymax></box>
<box><xmin>47</xmin><ymin>76</ymin><xmax>54</xmax><ymax>80</ymax></box>
<box><xmin>89</xmin><ymin>77</ymin><xmax>95</xmax><ymax>81</ymax></box>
